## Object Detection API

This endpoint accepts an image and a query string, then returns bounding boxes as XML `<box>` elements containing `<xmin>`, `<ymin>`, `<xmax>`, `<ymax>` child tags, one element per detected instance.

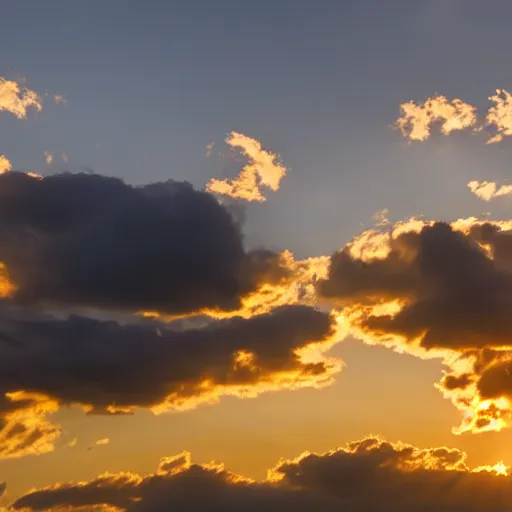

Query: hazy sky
<box><xmin>3</xmin><ymin>1</ymin><xmax>512</xmax><ymax>510</ymax></box>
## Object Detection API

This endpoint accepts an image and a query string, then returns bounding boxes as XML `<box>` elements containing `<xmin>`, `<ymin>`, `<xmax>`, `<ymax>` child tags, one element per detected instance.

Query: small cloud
<box><xmin>206</xmin><ymin>132</ymin><xmax>287</xmax><ymax>202</ymax></box>
<box><xmin>44</xmin><ymin>151</ymin><xmax>53</xmax><ymax>165</ymax></box>
<box><xmin>53</xmin><ymin>94</ymin><xmax>67</xmax><ymax>106</ymax></box>
<box><xmin>468</xmin><ymin>180</ymin><xmax>512</xmax><ymax>201</ymax></box>
<box><xmin>0</xmin><ymin>155</ymin><xmax>12</xmax><ymax>174</ymax></box>
<box><xmin>66</xmin><ymin>438</ymin><xmax>77</xmax><ymax>448</ymax></box>
<box><xmin>372</xmin><ymin>208</ymin><xmax>390</xmax><ymax>227</ymax></box>
<box><xmin>61</xmin><ymin>153</ymin><xmax>68</xmax><ymax>163</ymax></box>
<box><xmin>95</xmin><ymin>438</ymin><xmax>109</xmax><ymax>446</ymax></box>
<box><xmin>0</xmin><ymin>76</ymin><xmax>42</xmax><ymax>119</ymax></box>
<box><xmin>486</xmin><ymin>89</ymin><xmax>512</xmax><ymax>143</ymax></box>
<box><xmin>395</xmin><ymin>95</ymin><xmax>478</xmax><ymax>141</ymax></box>
<box><xmin>205</xmin><ymin>142</ymin><xmax>215</xmax><ymax>158</ymax></box>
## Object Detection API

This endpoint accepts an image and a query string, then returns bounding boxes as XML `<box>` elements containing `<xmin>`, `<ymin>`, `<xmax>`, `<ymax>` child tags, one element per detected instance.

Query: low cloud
<box><xmin>0</xmin><ymin>172</ymin><xmax>293</xmax><ymax>316</ymax></box>
<box><xmin>395</xmin><ymin>95</ymin><xmax>477</xmax><ymax>141</ymax></box>
<box><xmin>206</xmin><ymin>132</ymin><xmax>287</xmax><ymax>202</ymax></box>
<box><xmin>468</xmin><ymin>180</ymin><xmax>512</xmax><ymax>201</ymax></box>
<box><xmin>11</xmin><ymin>436</ymin><xmax>512</xmax><ymax>512</ymax></box>
<box><xmin>0</xmin><ymin>303</ymin><xmax>341</xmax><ymax>458</ymax></box>
<box><xmin>0</xmin><ymin>77</ymin><xmax>42</xmax><ymax>119</ymax></box>
<box><xmin>318</xmin><ymin>217</ymin><xmax>512</xmax><ymax>433</ymax></box>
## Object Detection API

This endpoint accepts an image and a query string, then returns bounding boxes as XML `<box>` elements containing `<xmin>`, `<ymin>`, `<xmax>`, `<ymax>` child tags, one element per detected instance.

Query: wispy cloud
<box><xmin>206</xmin><ymin>132</ymin><xmax>287</xmax><ymax>202</ymax></box>
<box><xmin>0</xmin><ymin>77</ymin><xmax>42</xmax><ymax>119</ymax></box>
<box><xmin>468</xmin><ymin>180</ymin><xmax>512</xmax><ymax>201</ymax></box>
<box><xmin>395</xmin><ymin>95</ymin><xmax>478</xmax><ymax>141</ymax></box>
<box><xmin>44</xmin><ymin>151</ymin><xmax>53</xmax><ymax>165</ymax></box>
<box><xmin>53</xmin><ymin>94</ymin><xmax>67</xmax><ymax>106</ymax></box>
<box><xmin>95</xmin><ymin>438</ymin><xmax>109</xmax><ymax>446</ymax></box>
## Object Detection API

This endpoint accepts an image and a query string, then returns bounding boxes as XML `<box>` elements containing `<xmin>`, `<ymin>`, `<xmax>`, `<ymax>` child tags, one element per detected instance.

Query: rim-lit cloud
<box><xmin>486</xmin><ymin>89</ymin><xmax>512</xmax><ymax>144</ymax></box>
<box><xmin>0</xmin><ymin>77</ymin><xmax>42</xmax><ymax>119</ymax></box>
<box><xmin>318</xmin><ymin>217</ymin><xmax>512</xmax><ymax>434</ymax></box>
<box><xmin>206</xmin><ymin>132</ymin><xmax>287</xmax><ymax>202</ymax></box>
<box><xmin>395</xmin><ymin>95</ymin><xmax>478</xmax><ymax>141</ymax></box>
<box><xmin>11</xmin><ymin>436</ymin><xmax>512</xmax><ymax>512</ymax></box>
<box><xmin>0</xmin><ymin>303</ymin><xmax>341</xmax><ymax>458</ymax></box>
<box><xmin>468</xmin><ymin>180</ymin><xmax>512</xmax><ymax>201</ymax></box>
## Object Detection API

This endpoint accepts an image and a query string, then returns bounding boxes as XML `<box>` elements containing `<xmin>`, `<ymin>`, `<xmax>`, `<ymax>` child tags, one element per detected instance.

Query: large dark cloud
<box><xmin>319</xmin><ymin>221</ymin><xmax>512</xmax><ymax>351</ymax></box>
<box><xmin>0</xmin><ymin>303</ymin><xmax>339</xmax><ymax>458</ymax></box>
<box><xmin>12</xmin><ymin>437</ymin><xmax>512</xmax><ymax>512</ymax></box>
<box><xmin>0</xmin><ymin>172</ymin><xmax>285</xmax><ymax>315</ymax></box>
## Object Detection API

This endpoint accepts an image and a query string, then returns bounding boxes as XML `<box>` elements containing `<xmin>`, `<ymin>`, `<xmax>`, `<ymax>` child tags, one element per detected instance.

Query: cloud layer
<box><xmin>11</xmin><ymin>436</ymin><xmax>512</xmax><ymax>512</ymax></box>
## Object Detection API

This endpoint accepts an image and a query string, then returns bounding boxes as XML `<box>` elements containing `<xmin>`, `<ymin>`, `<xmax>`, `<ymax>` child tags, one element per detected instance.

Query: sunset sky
<box><xmin>3</xmin><ymin>1</ymin><xmax>512</xmax><ymax>511</ymax></box>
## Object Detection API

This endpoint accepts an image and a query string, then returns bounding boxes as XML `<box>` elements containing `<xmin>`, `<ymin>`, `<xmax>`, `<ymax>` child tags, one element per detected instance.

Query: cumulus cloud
<box><xmin>206</xmin><ymin>132</ymin><xmax>287</xmax><ymax>202</ymax></box>
<box><xmin>486</xmin><ymin>89</ymin><xmax>512</xmax><ymax>143</ymax></box>
<box><xmin>0</xmin><ymin>303</ymin><xmax>341</xmax><ymax>458</ymax></box>
<box><xmin>395</xmin><ymin>95</ymin><xmax>478</xmax><ymax>141</ymax></box>
<box><xmin>11</xmin><ymin>436</ymin><xmax>512</xmax><ymax>512</ymax></box>
<box><xmin>0</xmin><ymin>156</ymin><xmax>11</xmax><ymax>175</ymax></box>
<box><xmin>0</xmin><ymin>172</ymin><xmax>294</xmax><ymax>316</ymax></box>
<box><xmin>318</xmin><ymin>217</ymin><xmax>512</xmax><ymax>433</ymax></box>
<box><xmin>0</xmin><ymin>77</ymin><xmax>42</xmax><ymax>119</ymax></box>
<box><xmin>468</xmin><ymin>180</ymin><xmax>512</xmax><ymax>201</ymax></box>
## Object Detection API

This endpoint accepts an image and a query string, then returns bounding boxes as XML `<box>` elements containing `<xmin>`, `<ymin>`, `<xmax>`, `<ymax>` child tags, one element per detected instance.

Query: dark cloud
<box><xmin>12</xmin><ymin>437</ymin><xmax>512</xmax><ymax>512</ymax></box>
<box><xmin>319</xmin><ymin>221</ymin><xmax>512</xmax><ymax>351</ymax></box>
<box><xmin>0</xmin><ymin>172</ymin><xmax>286</xmax><ymax>315</ymax></box>
<box><xmin>0</xmin><ymin>303</ymin><xmax>339</xmax><ymax>457</ymax></box>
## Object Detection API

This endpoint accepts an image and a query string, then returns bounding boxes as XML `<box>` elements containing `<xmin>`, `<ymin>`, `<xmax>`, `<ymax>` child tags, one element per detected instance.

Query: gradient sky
<box><xmin>3</xmin><ymin>0</ymin><xmax>512</xmax><ymax>505</ymax></box>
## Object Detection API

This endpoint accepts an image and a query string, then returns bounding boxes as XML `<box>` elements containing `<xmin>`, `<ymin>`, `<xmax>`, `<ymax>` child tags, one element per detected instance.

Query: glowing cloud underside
<box><xmin>395</xmin><ymin>95</ymin><xmax>477</xmax><ymax>141</ymax></box>
<box><xmin>0</xmin><ymin>77</ymin><xmax>42</xmax><ymax>119</ymax></box>
<box><xmin>206</xmin><ymin>131</ymin><xmax>287</xmax><ymax>202</ymax></box>
<box><xmin>11</xmin><ymin>437</ymin><xmax>512</xmax><ymax>512</ymax></box>
<box><xmin>468</xmin><ymin>180</ymin><xmax>512</xmax><ymax>201</ymax></box>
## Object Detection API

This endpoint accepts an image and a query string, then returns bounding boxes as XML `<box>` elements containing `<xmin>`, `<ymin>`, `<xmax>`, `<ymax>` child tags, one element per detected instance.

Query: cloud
<box><xmin>486</xmin><ymin>89</ymin><xmax>512</xmax><ymax>143</ymax></box>
<box><xmin>44</xmin><ymin>152</ymin><xmax>53</xmax><ymax>166</ymax></box>
<box><xmin>95</xmin><ymin>438</ymin><xmax>110</xmax><ymax>446</ymax></box>
<box><xmin>468</xmin><ymin>180</ymin><xmax>512</xmax><ymax>201</ymax></box>
<box><xmin>372</xmin><ymin>208</ymin><xmax>390</xmax><ymax>227</ymax></box>
<box><xmin>206</xmin><ymin>132</ymin><xmax>287</xmax><ymax>202</ymax></box>
<box><xmin>395</xmin><ymin>95</ymin><xmax>478</xmax><ymax>141</ymax></box>
<box><xmin>205</xmin><ymin>142</ymin><xmax>215</xmax><ymax>158</ymax></box>
<box><xmin>317</xmin><ymin>217</ymin><xmax>512</xmax><ymax>433</ymax></box>
<box><xmin>11</xmin><ymin>436</ymin><xmax>512</xmax><ymax>512</ymax></box>
<box><xmin>0</xmin><ymin>172</ymin><xmax>294</xmax><ymax>316</ymax></box>
<box><xmin>0</xmin><ymin>303</ymin><xmax>341</xmax><ymax>458</ymax></box>
<box><xmin>0</xmin><ymin>156</ymin><xmax>11</xmax><ymax>175</ymax></box>
<box><xmin>53</xmin><ymin>94</ymin><xmax>67</xmax><ymax>106</ymax></box>
<box><xmin>0</xmin><ymin>77</ymin><xmax>42</xmax><ymax>119</ymax></box>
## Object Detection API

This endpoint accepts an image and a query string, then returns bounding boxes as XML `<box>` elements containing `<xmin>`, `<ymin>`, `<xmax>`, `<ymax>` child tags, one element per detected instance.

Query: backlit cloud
<box><xmin>468</xmin><ymin>180</ymin><xmax>512</xmax><ymax>201</ymax></box>
<box><xmin>11</xmin><ymin>436</ymin><xmax>512</xmax><ymax>512</ymax></box>
<box><xmin>0</xmin><ymin>303</ymin><xmax>342</xmax><ymax>458</ymax></box>
<box><xmin>318</xmin><ymin>217</ymin><xmax>512</xmax><ymax>434</ymax></box>
<box><xmin>206</xmin><ymin>132</ymin><xmax>287</xmax><ymax>202</ymax></box>
<box><xmin>395</xmin><ymin>95</ymin><xmax>478</xmax><ymax>141</ymax></box>
<box><xmin>0</xmin><ymin>172</ymin><xmax>293</xmax><ymax>316</ymax></box>
<box><xmin>0</xmin><ymin>77</ymin><xmax>42</xmax><ymax>119</ymax></box>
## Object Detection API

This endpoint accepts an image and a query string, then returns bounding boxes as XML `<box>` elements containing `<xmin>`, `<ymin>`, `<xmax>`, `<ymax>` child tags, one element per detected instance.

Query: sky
<box><xmin>3</xmin><ymin>1</ymin><xmax>512</xmax><ymax>510</ymax></box>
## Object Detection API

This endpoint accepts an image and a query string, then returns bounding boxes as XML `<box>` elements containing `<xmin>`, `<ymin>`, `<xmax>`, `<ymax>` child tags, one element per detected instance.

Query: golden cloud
<box><xmin>0</xmin><ymin>77</ymin><xmax>42</xmax><ymax>119</ymax></box>
<box><xmin>206</xmin><ymin>132</ymin><xmax>287</xmax><ymax>202</ymax></box>
<box><xmin>468</xmin><ymin>180</ymin><xmax>512</xmax><ymax>201</ymax></box>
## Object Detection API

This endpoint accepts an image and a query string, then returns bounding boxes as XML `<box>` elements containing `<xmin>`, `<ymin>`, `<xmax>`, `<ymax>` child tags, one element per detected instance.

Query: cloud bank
<box><xmin>11</xmin><ymin>436</ymin><xmax>512</xmax><ymax>512</ymax></box>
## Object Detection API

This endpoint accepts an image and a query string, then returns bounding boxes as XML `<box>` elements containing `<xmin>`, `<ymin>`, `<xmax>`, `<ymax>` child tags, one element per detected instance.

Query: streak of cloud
<box><xmin>468</xmin><ymin>180</ymin><xmax>512</xmax><ymax>201</ymax></box>
<box><xmin>395</xmin><ymin>95</ymin><xmax>478</xmax><ymax>141</ymax></box>
<box><xmin>0</xmin><ymin>77</ymin><xmax>42</xmax><ymax>119</ymax></box>
<box><xmin>206</xmin><ymin>132</ymin><xmax>287</xmax><ymax>202</ymax></box>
